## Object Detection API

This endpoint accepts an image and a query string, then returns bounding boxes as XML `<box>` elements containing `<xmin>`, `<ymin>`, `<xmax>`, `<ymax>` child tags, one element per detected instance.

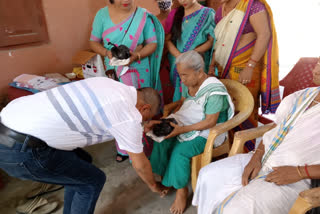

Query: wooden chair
<box><xmin>228</xmin><ymin>123</ymin><xmax>320</xmax><ymax>214</ymax></box>
<box><xmin>163</xmin><ymin>79</ymin><xmax>254</xmax><ymax>191</ymax></box>
<box><xmin>190</xmin><ymin>79</ymin><xmax>254</xmax><ymax>190</ymax></box>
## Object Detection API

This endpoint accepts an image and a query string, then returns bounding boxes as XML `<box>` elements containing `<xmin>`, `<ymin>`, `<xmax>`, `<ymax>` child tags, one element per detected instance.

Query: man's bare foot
<box><xmin>170</xmin><ymin>187</ymin><xmax>188</xmax><ymax>214</ymax></box>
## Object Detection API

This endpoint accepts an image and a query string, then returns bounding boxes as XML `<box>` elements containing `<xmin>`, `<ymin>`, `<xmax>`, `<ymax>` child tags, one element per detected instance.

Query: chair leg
<box><xmin>191</xmin><ymin>155</ymin><xmax>202</xmax><ymax>192</ymax></box>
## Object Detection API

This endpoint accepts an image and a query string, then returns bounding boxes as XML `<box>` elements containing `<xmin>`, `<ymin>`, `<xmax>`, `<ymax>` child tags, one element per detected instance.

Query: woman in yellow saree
<box><xmin>212</xmin><ymin>0</ymin><xmax>280</xmax><ymax>151</ymax></box>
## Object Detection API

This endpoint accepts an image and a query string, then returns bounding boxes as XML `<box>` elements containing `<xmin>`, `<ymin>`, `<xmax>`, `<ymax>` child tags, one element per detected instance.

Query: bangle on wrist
<box><xmin>250</xmin><ymin>58</ymin><xmax>258</xmax><ymax>63</ymax></box>
<box><xmin>296</xmin><ymin>166</ymin><xmax>304</xmax><ymax>179</ymax></box>
<box><xmin>304</xmin><ymin>164</ymin><xmax>312</xmax><ymax>179</ymax></box>
<box><xmin>137</xmin><ymin>52</ymin><xmax>141</xmax><ymax>61</ymax></box>
<box><xmin>247</xmin><ymin>63</ymin><xmax>256</xmax><ymax>69</ymax></box>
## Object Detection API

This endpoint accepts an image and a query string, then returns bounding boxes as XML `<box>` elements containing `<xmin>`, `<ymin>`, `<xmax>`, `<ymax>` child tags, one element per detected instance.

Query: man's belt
<box><xmin>0</xmin><ymin>122</ymin><xmax>47</xmax><ymax>148</ymax></box>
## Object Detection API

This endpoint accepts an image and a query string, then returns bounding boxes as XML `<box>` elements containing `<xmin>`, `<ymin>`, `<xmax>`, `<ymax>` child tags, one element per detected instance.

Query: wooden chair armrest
<box><xmin>201</xmin><ymin>112</ymin><xmax>252</xmax><ymax>167</ymax></box>
<box><xmin>228</xmin><ymin>123</ymin><xmax>276</xmax><ymax>157</ymax></box>
<box><xmin>289</xmin><ymin>187</ymin><xmax>320</xmax><ymax>214</ymax></box>
<box><xmin>300</xmin><ymin>187</ymin><xmax>320</xmax><ymax>207</ymax></box>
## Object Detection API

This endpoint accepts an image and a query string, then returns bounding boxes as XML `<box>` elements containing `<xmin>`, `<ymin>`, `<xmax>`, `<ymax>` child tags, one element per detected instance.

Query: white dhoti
<box><xmin>192</xmin><ymin>153</ymin><xmax>310</xmax><ymax>214</ymax></box>
<box><xmin>192</xmin><ymin>88</ymin><xmax>320</xmax><ymax>214</ymax></box>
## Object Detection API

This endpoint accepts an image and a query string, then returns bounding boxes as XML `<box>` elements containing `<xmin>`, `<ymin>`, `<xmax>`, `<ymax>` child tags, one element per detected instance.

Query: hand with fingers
<box><xmin>239</xmin><ymin>66</ymin><xmax>254</xmax><ymax>85</ymax></box>
<box><xmin>150</xmin><ymin>182</ymin><xmax>170</xmax><ymax>197</ymax></box>
<box><xmin>164</xmin><ymin>123</ymin><xmax>184</xmax><ymax>139</ymax></box>
<box><xmin>265</xmin><ymin>166</ymin><xmax>304</xmax><ymax>185</ymax></box>
<box><xmin>242</xmin><ymin>153</ymin><xmax>263</xmax><ymax>186</ymax></box>
<box><xmin>208</xmin><ymin>64</ymin><xmax>216</xmax><ymax>77</ymax></box>
<box><xmin>105</xmin><ymin>49</ymin><xmax>113</xmax><ymax>59</ymax></box>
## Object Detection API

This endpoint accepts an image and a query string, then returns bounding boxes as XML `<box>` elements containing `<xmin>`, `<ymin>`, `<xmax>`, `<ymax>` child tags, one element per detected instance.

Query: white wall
<box><xmin>268</xmin><ymin>0</ymin><xmax>320</xmax><ymax>79</ymax></box>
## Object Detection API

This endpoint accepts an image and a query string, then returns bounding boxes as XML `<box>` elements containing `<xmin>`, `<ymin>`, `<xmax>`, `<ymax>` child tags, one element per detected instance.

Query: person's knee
<box><xmin>92</xmin><ymin>169</ymin><xmax>106</xmax><ymax>190</ymax></box>
<box><xmin>198</xmin><ymin>165</ymin><xmax>213</xmax><ymax>182</ymax></box>
<box><xmin>98</xmin><ymin>171</ymin><xmax>106</xmax><ymax>186</ymax></box>
<box><xmin>171</xmin><ymin>143</ymin><xmax>187</xmax><ymax>159</ymax></box>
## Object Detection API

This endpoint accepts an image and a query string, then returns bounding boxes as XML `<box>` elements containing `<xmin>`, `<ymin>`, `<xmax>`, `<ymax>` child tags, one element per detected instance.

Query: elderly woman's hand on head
<box><xmin>164</xmin><ymin>123</ymin><xmax>184</xmax><ymax>139</ymax></box>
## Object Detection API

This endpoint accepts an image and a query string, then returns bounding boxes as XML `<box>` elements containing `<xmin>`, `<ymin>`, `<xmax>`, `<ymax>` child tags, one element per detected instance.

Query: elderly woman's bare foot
<box><xmin>170</xmin><ymin>187</ymin><xmax>188</xmax><ymax>214</ymax></box>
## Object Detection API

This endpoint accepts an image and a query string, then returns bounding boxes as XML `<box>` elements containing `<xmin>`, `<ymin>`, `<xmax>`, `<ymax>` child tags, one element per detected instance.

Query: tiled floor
<box><xmin>0</xmin><ymin>141</ymin><xmax>197</xmax><ymax>214</ymax></box>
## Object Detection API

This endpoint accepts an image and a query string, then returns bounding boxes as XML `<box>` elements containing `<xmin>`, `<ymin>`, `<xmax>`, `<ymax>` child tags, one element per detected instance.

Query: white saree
<box><xmin>192</xmin><ymin>88</ymin><xmax>320</xmax><ymax>214</ymax></box>
<box><xmin>169</xmin><ymin>77</ymin><xmax>234</xmax><ymax>145</ymax></box>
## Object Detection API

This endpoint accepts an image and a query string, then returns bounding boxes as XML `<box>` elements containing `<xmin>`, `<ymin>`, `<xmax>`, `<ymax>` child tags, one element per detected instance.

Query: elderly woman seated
<box><xmin>192</xmin><ymin>58</ymin><xmax>320</xmax><ymax>214</ymax></box>
<box><xmin>150</xmin><ymin>51</ymin><xmax>234</xmax><ymax>214</ymax></box>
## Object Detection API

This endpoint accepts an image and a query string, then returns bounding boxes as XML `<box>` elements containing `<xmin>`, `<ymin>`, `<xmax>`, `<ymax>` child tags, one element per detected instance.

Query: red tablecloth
<box><xmin>8</xmin><ymin>86</ymin><xmax>33</xmax><ymax>101</ymax></box>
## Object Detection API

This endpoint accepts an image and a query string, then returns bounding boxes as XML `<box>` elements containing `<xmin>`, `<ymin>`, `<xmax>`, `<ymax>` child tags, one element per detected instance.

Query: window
<box><xmin>0</xmin><ymin>0</ymin><xmax>49</xmax><ymax>48</ymax></box>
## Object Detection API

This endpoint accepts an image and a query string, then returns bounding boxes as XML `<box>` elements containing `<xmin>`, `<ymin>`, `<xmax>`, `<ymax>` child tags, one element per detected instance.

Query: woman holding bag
<box><xmin>89</xmin><ymin>0</ymin><xmax>164</xmax><ymax>162</ymax></box>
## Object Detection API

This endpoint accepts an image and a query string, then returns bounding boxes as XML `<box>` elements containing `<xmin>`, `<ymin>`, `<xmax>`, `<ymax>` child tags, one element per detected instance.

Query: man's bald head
<box><xmin>137</xmin><ymin>87</ymin><xmax>161</xmax><ymax>117</ymax></box>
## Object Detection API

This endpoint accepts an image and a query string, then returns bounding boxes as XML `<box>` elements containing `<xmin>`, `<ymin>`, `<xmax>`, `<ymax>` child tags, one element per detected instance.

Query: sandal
<box><xmin>116</xmin><ymin>154</ymin><xmax>129</xmax><ymax>163</ymax></box>
<box><xmin>16</xmin><ymin>197</ymin><xmax>58</xmax><ymax>214</ymax></box>
<box><xmin>32</xmin><ymin>201</ymin><xmax>58</xmax><ymax>214</ymax></box>
<box><xmin>26</xmin><ymin>183</ymin><xmax>63</xmax><ymax>200</ymax></box>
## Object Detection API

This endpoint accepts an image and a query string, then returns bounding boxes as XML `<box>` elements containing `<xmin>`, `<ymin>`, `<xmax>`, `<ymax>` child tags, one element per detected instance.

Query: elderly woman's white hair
<box><xmin>175</xmin><ymin>50</ymin><xmax>205</xmax><ymax>72</ymax></box>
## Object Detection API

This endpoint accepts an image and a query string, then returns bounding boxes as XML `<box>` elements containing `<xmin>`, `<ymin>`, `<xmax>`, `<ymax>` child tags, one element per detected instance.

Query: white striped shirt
<box><xmin>0</xmin><ymin>77</ymin><xmax>143</xmax><ymax>153</ymax></box>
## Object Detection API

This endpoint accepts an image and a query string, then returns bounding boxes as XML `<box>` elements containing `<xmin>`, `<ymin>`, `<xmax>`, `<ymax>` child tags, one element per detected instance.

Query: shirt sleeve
<box><xmin>204</xmin><ymin>95</ymin><xmax>229</xmax><ymax>115</ymax></box>
<box><xmin>109</xmin><ymin>121</ymin><xmax>144</xmax><ymax>154</ymax></box>
<box><xmin>90</xmin><ymin>9</ymin><xmax>104</xmax><ymax>42</ymax></box>
<box><xmin>143</xmin><ymin>16</ymin><xmax>157</xmax><ymax>44</ymax></box>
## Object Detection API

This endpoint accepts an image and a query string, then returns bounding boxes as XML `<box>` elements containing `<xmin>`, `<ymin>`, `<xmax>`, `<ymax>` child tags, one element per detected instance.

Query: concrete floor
<box><xmin>0</xmin><ymin>141</ymin><xmax>197</xmax><ymax>214</ymax></box>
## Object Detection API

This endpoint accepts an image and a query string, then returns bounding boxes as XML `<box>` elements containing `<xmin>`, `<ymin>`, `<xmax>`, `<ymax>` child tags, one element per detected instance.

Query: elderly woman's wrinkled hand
<box><xmin>164</xmin><ymin>122</ymin><xmax>184</xmax><ymax>139</ymax></box>
<box><xmin>265</xmin><ymin>166</ymin><xmax>303</xmax><ymax>185</ymax></box>
<box><xmin>242</xmin><ymin>154</ymin><xmax>262</xmax><ymax>186</ymax></box>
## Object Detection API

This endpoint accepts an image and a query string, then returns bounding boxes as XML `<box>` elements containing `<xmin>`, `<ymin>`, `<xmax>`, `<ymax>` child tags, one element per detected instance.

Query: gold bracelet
<box><xmin>296</xmin><ymin>166</ymin><xmax>304</xmax><ymax>178</ymax></box>
<box><xmin>137</xmin><ymin>52</ymin><xmax>141</xmax><ymax>61</ymax></box>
